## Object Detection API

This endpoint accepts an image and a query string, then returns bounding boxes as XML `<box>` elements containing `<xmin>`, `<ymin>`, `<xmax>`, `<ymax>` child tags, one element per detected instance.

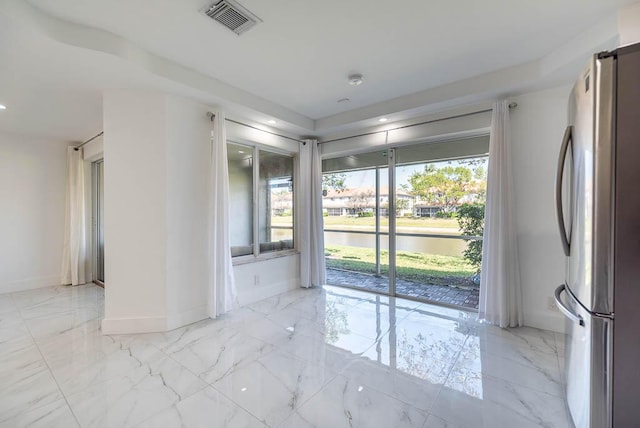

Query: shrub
<box><xmin>436</xmin><ymin>211</ymin><xmax>455</xmax><ymax>218</ymax></box>
<box><xmin>457</xmin><ymin>203</ymin><xmax>485</xmax><ymax>275</ymax></box>
<box><xmin>357</xmin><ymin>211</ymin><xmax>374</xmax><ymax>217</ymax></box>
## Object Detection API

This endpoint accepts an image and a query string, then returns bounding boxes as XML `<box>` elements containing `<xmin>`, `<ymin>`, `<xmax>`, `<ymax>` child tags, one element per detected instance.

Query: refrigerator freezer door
<box><xmin>565</xmin><ymin>55</ymin><xmax>615</xmax><ymax>314</ymax></box>
<box><xmin>561</xmin><ymin>286</ymin><xmax>612</xmax><ymax>428</ymax></box>
<box><xmin>611</xmin><ymin>44</ymin><xmax>640</xmax><ymax>428</ymax></box>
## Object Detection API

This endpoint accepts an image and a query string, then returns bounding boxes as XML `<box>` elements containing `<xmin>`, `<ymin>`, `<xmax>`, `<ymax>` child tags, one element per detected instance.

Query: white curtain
<box><xmin>299</xmin><ymin>139</ymin><xmax>326</xmax><ymax>288</ymax></box>
<box><xmin>208</xmin><ymin>112</ymin><xmax>237</xmax><ymax>317</ymax></box>
<box><xmin>479</xmin><ymin>100</ymin><xmax>523</xmax><ymax>328</ymax></box>
<box><xmin>61</xmin><ymin>147</ymin><xmax>87</xmax><ymax>286</ymax></box>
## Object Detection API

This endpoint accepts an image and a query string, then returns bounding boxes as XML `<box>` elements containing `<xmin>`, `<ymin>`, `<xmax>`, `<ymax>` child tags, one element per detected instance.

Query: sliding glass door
<box><xmin>93</xmin><ymin>160</ymin><xmax>105</xmax><ymax>284</ymax></box>
<box><xmin>322</xmin><ymin>137</ymin><xmax>489</xmax><ymax>310</ymax></box>
<box><xmin>322</xmin><ymin>151</ymin><xmax>389</xmax><ymax>294</ymax></box>
<box><xmin>393</xmin><ymin>146</ymin><xmax>487</xmax><ymax>308</ymax></box>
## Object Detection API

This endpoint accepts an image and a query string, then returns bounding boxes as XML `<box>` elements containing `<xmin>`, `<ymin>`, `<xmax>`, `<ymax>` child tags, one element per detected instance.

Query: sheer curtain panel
<box><xmin>479</xmin><ymin>100</ymin><xmax>523</xmax><ymax>328</ymax></box>
<box><xmin>299</xmin><ymin>139</ymin><xmax>326</xmax><ymax>288</ymax></box>
<box><xmin>61</xmin><ymin>147</ymin><xmax>87</xmax><ymax>286</ymax></box>
<box><xmin>209</xmin><ymin>112</ymin><xmax>237</xmax><ymax>317</ymax></box>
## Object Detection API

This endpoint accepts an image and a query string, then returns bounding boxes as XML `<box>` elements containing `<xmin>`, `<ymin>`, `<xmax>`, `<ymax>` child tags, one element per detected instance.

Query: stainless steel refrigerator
<box><xmin>554</xmin><ymin>43</ymin><xmax>640</xmax><ymax>428</ymax></box>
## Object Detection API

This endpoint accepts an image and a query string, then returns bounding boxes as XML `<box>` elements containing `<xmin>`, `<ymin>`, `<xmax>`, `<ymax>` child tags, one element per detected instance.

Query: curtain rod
<box><xmin>72</xmin><ymin>114</ymin><xmax>307</xmax><ymax>151</ymax></box>
<box><xmin>319</xmin><ymin>102</ymin><xmax>517</xmax><ymax>145</ymax></box>
<box><xmin>207</xmin><ymin>112</ymin><xmax>306</xmax><ymax>144</ymax></box>
<box><xmin>74</xmin><ymin>131</ymin><xmax>104</xmax><ymax>151</ymax></box>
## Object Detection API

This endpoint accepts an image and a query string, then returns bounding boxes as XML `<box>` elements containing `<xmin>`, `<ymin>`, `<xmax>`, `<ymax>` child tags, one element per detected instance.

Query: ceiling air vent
<box><xmin>204</xmin><ymin>0</ymin><xmax>262</xmax><ymax>35</ymax></box>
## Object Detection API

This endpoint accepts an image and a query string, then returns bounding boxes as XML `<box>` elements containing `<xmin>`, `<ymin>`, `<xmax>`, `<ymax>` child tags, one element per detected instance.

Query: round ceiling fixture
<box><xmin>379</xmin><ymin>117</ymin><xmax>388</xmax><ymax>122</ymax></box>
<box><xmin>348</xmin><ymin>74</ymin><xmax>364</xmax><ymax>86</ymax></box>
<box><xmin>0</xmin><ymin>105</ymin><xmax>6</xmax><ymax>110</ymax></box>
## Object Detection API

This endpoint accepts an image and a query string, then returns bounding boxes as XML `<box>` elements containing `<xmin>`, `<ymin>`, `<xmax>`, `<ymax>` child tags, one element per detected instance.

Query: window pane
<box><xmin>259</xmin><ymin>150</ymin><xmax>294</xmax><ymax>253</ymax></box>
<box><xmin>228</xmin><ymin>143</ymin><xmax>254</xmax><ymax>257</ymax></box>
<box><xmin>321</xmin><ymin>154</ymin><xmax>389</xmax><ymax>295</ymax></box>
<box><xmin>393</xmin><ymin>153</ymin><xmax>488</xmax><ymax>310</ymax></box>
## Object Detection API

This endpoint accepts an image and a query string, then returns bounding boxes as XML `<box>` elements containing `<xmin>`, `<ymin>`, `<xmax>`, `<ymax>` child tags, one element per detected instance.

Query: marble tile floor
<box><xmin>0</xmin><ymin>283</ymin><xmax>571</xmax><ymax>428</ymax></box>
<box><xmin>326</xmin><ymin>268</ymin><xmax>480</xmax><ymax>310</ymax></box>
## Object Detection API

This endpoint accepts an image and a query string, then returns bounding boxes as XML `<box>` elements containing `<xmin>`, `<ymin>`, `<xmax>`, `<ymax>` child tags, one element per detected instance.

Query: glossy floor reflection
<box><xmin>0</xmin><ymin>284</ymin><xmax>571</xmax><ymax>428</ymax></box>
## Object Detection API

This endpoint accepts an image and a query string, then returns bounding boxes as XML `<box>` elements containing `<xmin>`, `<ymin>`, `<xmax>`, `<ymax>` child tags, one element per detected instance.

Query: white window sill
<box><xmin>232</xmin><ymin>249</ymin><xmax>299</xmax><ymax>266</ymax></box>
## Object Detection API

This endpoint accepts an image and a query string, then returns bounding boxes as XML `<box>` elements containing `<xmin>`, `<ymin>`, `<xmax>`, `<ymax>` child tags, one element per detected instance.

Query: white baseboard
<box><xmin>166</xmin><ymin>305</ymin><xmax>209</xmax><ymax>331</ymax></box>
<box><xmin>0</xmin><ymin>274</ymin><xmax>60</xmax><ymax>294</ymax></box>
<box><xmin>101</xmin><ymin>316</ymin><xmax>167</xmax><ymax>335</ymax></box>
<box><xmin>524</xmin><ymin>310</ymin><xmax>566</xmax><ymax>334</ymax></box>
<box><xmin>237</xmin><ymin>278</ymin><xmax>299</xmax><ymax>307</ymax></box>
<box><xmin>102</xmin><ymin>305</ymin><xmax>210</xmax><ymax>334</ymax></box>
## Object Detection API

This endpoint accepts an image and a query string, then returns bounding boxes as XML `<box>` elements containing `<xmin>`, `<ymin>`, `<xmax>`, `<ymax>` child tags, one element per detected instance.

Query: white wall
<box><xmin>102</xmin><ymin>91</ymin><xmax>168</xmax><ymax>333</ymax></box>
<box><xmin>0</xmin><ymin>132</ymin><xmax>68</xmax><ymax>293</ymax></box>
<box><xmin>101</xmin><ymin>91</ymin><xmax>224</xmax><ymax>333</ymax></box>
<box><xmin>618</xmin><ymin>2</ymin><xmax>640</xmax><ymax>47</ymax></box>
<box><xmin>235</xmin><ymin>254</ymin><xmax>300</xmax><ymax>306</ymax></box>
<box><xmin>318</xmin><ymin>86</ymin><xmax>572</xmax><ymax>334</ymax></box>
<box><xmin>510</xmin><ymin>85</ymin><xmax>572</xmax><ymax>333</ymax></box>
<box><xmin>164</xmin><ymin>96</ymin><xmax>210</xmax><ymax>330</ymax></box>
<box><xmin>101</xmin><ymin>90</ymin><xmax>305</xmax><ymax>333</ymax></box>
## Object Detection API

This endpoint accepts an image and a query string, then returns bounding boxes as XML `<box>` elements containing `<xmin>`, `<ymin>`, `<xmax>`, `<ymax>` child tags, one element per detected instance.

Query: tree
<box><xmin>348</xmin><ymin>189</ymin><xmax>374</xmax><ymax>214</ymax></box>
<box><xmin>272</xmin><ymin>190</ymin><xmax>292</xmax><ymax>216</ymax></box>
<box><xmin>408</xmin><ymin>165</ymin><xmax>473</xmax><ymax>214</ymax></box>
<box><xmin>322</xmin><ymin>173</ymin><xmax>347</xmax><ymax>194</ymax></box>
<box><xmin>457</xmin><ymin>203</ymin><xmax>485</xmax><ymax>275</ymax></box>
<box><xmin>395</xmin><ymin>198</ymin><xmax>410</xmax><ymax>215</ymax></box>
<box><xmin>383</xmin><ymin>197</ymin><xmax>410</xmax><ymax>216</ymax></box>
<box><xmin>407</xmin><ymin>160</ymin><xmax>488</xmax><ymax>214</ymax></box>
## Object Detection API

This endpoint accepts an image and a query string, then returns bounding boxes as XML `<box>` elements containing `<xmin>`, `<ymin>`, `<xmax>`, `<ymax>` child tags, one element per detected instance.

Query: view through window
<box><xmin>322</xmin><ymin>145</ymin><xmax>487</xmax><ymax>310</ymax></box>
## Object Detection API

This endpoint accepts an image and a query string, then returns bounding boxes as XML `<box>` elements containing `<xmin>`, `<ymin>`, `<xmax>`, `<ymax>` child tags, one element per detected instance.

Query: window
<box><xmin>228</xmin><ymin>143</ymin><xmax>254</xmax><ymax>257</ymax></box>
<box><xmin>227</xmin><ymin>142</ymin><xmax>295</xmax><ymax>258</ymax></box>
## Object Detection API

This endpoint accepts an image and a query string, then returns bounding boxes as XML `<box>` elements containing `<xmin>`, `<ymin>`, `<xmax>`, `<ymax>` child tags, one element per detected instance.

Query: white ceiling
<box><xmin>0</xmin><ymin>0</ymin><xmax>636</xmax><ymax>141</ymax></box>
<box><xmin>0</xmin><ymin>16</ymin><xmax>215</xmax><ymax>141</ymax></box>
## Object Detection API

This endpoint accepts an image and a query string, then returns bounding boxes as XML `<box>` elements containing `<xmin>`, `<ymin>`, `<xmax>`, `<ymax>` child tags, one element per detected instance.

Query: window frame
<box><xmin>227</xmin><ymin>139</ymin><xmax>297</xmax><ymax>265</ymax></box>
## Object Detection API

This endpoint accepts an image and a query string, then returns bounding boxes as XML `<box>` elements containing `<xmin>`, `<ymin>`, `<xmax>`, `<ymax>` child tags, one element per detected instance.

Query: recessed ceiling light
<box><xmin>348</xmin><ymin>74</ymin><xmax>364</xmax><ymax>86</ymax></box>
<box><xmin>268</xmin><ymin>119</ymin><xmax>277</xmax><ymax>124</ymax></box>
<box><xmin>0</xmin><ymin>105</ymin><xmax>6</xmax><ymax>110</ymax></box>
<box><xmin>379</xmin><ymin>118</ymin><xmax>388</xmax><ymax>122</ymax></box>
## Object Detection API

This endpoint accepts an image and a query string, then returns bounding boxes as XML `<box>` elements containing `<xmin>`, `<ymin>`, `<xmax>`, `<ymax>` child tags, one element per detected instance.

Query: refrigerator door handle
<box><xmin>555</xmin><ymin>284</ymin><xmax>584</xmax><ymax>326</ymax></box>
<box><xmin>555</xmin><ymin>126</ymin><xmax>573</xmax><ymax>257</ymax></box>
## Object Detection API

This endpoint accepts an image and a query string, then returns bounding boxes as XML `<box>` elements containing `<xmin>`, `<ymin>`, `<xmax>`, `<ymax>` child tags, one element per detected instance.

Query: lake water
<box><xmin>323</xmin><ymin>230</ymin><xmax>468</xmax><ymax>258</ymax></box>
<box><xmin>271</xmin><ymin>227</ymin><xmax>474</xmax><ymax>258</ymax></box>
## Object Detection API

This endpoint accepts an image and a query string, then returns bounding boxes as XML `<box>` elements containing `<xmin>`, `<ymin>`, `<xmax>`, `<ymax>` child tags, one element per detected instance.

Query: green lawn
<box><xmin>325</xmin><ymin>244</ymin><xmax>475</xmax><ymax>287</ymax></box>
<box><xmin>271</xmin><ymin>215</ymin><xmax>461</xmax><ymax>232</ymax></box>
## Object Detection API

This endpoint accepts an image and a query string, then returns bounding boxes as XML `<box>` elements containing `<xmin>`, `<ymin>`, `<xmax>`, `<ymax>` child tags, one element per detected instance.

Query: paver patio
<box><xmin>326</xmin><ymin>267</ymin><xmax>479</xmax><ymax>310</ymax></box>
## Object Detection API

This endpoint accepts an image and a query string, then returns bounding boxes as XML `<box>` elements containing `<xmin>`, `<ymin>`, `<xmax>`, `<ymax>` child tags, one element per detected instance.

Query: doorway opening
<box><xmin>321</xmin><ymin>137</ymin><xmax>488</xmax><ymax>310</ymax></box>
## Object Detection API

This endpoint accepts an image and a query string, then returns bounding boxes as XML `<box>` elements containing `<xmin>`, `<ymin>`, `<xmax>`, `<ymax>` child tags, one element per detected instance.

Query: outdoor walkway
<box><xmin>326</xmin><ymin>268</ymin><xmax>479</xmax><ymax>310</ymax></box>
